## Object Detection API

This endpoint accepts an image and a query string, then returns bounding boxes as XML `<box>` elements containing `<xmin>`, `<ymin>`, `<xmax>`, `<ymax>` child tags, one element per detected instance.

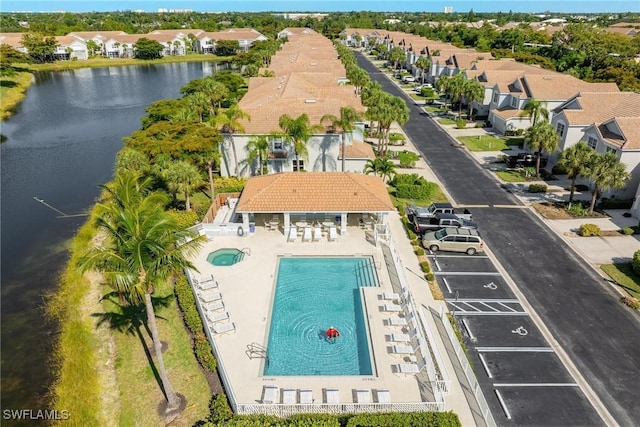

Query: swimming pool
<box><xmin>207</xmin><ymin>248</ymin><xmax>244</xmax><ymax>266</ymax></box>
<box><xmin>264</xmin><ymin>256</ymin><xmax>379</xmax><ymax>376</ymax></box>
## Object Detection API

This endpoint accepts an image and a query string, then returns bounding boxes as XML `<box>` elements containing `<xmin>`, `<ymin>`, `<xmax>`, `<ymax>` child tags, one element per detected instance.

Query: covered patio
<box><xmin>234</xmin><ymin>172</ymin><xmax>395</xmax><ymax>239</ymax></box>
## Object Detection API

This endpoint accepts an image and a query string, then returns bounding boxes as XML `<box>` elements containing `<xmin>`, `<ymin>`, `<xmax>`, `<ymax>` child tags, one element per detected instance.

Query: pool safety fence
<box><xmin>236</xmin><ymin>401</ymin><xmax>445</xmax><ymax>417</ymax></box>
<box><xmin>435</xmin><ymin>306</ymin><xmax>497</xmax><ymax>427</ymax></box>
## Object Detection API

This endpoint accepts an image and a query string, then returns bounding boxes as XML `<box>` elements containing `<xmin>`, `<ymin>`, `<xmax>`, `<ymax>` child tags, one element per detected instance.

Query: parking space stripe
<box><xmin>497</xmin><ymin>302</ymin><xmax>520</xmax><ymax>312</ymax></box>
<box><xmin>462</xmin><ymin>319</ymin><xmax>475</xmax><ymax>340</ymax></box>
<box><xmin>442</xmin><ymin>277</ymin><xmax>452</xmax><ymax>293</ymax></box>
<box><xmin>460</xmin><ymin>302</ymin><xmax>481</xmax><ymax>311</ymax></box>
<box><xmin>478</xmin><ymin>353</ymin><xmax>492</xmax><ymax>378</ymax></box>
<box><xmin>494</xmin><ymin>383</ymin><xmax>579</xmax><ymax>387</ymax></box>
<box><xmin>478</xmin><ymin>302</ymin><xmax>500</xmax><ymax>311</ymax></box>
<box><xmin>435</xmin><ymin>271</ymin><xmax>501</xmax><ymax>276</ymax></box>
<box><xmin>447</xmin><ymin>299</ymin><xmax>519</xmax><ymax>303</ymax></box>
<box><xmin>428</xmin><ymin>254</ymin><xmax>490</xmax><ymax>259</ymax></box>
<box><xmin>476</xmin><ymin>347</ymin><xmax>554</xmax><ymax>352</ymax></box>
<box><xmin>450</xmin><ymin>311</ymin><xmax>528</xmax><ymax>316</ymax></box>
<box><xmin>495</xmin><ymin>390</ymin><xmax>512</xmax><ymax>420</ymax></box>
<box><xmin>433</xmin><ymin>258</ymin><xmax>441</xmax><ymax>271</ymax></box>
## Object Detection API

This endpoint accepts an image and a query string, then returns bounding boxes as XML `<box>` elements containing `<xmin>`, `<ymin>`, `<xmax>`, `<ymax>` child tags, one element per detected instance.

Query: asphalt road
<box><xmin>356</xmin><ymin>52</ymin><xmax>640</xmax><ymax>426</ymax></box>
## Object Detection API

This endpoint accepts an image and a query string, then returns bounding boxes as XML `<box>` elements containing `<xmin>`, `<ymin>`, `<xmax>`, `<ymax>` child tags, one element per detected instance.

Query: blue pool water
<box><xmin>264</xmin><ymin>256</ymin><xmax>379</xmax><ymax>376</ymax></box>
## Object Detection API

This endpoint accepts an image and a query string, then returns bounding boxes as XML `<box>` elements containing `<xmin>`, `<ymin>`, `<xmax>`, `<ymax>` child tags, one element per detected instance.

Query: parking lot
<box><xmin>431</xmin><ymin>251</ymin><xmax>604</xmax><ymax>426</ymax></box>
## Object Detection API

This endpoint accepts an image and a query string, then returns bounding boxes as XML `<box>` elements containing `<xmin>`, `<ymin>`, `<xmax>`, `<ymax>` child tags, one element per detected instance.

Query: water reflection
<box><xmin>0</xmin><ymin>61</ymin><xmax>214</xmax><ymax>416</ymax></box>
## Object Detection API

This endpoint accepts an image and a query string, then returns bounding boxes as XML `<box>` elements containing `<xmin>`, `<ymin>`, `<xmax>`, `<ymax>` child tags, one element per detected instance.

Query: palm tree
<box><xmin>278</xmin><ymin>113</ymin><xmax>323</xmax><ymax>172</ymax></box>
<box><xmin>556</xmin><ymin>142</ymin><xmax>595</xmax><ymax>205</ymax></box>
<box><xmin>245</xmin><ymin>135</ymin><xmax>270</xmax><ymax>175</ymax></box>
<box><xmin>415</xmin><ymin>56</ymin><xmax>431</xmax><ymax>84</ymax></box>
<box><xmin>78</xmin><ymin>173</ymin><xmax>202</xmax><ymax>417</ymax></box>
<box><xmin>366</xmin><ymin>93</ymin><xmax>410</xmax><ymax>156</ymax></box>
<box><xmin>584</xmin><ymin>152</ymin><xmax>630</xmax><ymax>214</ymax></box>
<box><xmin>115</xmin><ymin>148</ymin><xmax>150</xmax><ymax>175</ymax></box>
<box><xmin>321</xmin><ymin>107</ymin><xmax>364</xmax><ymax>172</ymax></box>
<box><xmin>212</xmin><ymin>105</ymin><xmax>250</xmax><ymax>176</ymax></box>
<box><xmin>346</xmin><ymin>66</ymin><xmax>370</xmax><ymax>94</ymax></box>
<box><xmin>164</xmin><ymin>161</ymin><xmax>204</xmax><ymax>211</ymax></box>
<box><xmin>463</xmin><ymin>79</ymin><xmax>485</xmax><ymax>120</ymax></box>
<box><xmin>364</xmin><ymin>157</ymin><xmax>396</xmax><ymax>182</ymax></box>
<box><xmin>525</xmin><ymin>122</ymin><xmax>560</xmax><ymax>177</ymax></box>
<box><xmin>200</xmin><ymin>79</ymin><xmax>229</xmax><ymax>115</ymax></box>
<box><xmin>519</xmin><ymin>99</ymin><xmax>549</xmax><ymax>128</ymax></box>
<box><xmin>389</xmin><ymin>47</ymin><xmax>406</xmax><ymax>70</ymax></box>
<box><xmin>187</xmin><ymin>92</ymin><xmax>209</xmax><ymax>123</ymax></box>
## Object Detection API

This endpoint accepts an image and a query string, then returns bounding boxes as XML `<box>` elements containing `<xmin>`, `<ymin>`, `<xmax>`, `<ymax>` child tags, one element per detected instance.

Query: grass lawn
<box><xmin>458</xmin><ymin>135</ymin><xmax>510</xmax><ymax>151</ymax></box>
<box><xmin>24</xmin><ymin>54</ymin><xmax>233</xmax><ymax>72</ymax></box>
<box><xmin>425</xmin><ymin>105</ymin><xmax>446</xmax><ymax>113</ymax></box>
<box><xmin>105</xmin><ymin>278</ymin><xmax>211</xmax><ymax>425</ymax></box>
<box><xmin>506</xmin><ymin>137</ymin><xmax>525</xmax><ymax>147</ymax></box>
<box><xmin>437</xmin><ymin>118</ymin><xmax>457</xmax><ymax>125</ymax></box>
<box><xmin>495</xmin><ymin>170</ymin><xmax>527</xmax><ymax>182</ymax></box>
<box><xmin>600</xmin><ymin>263</ymin><xmax>640</xmax><ymax>299</ymax></box>
<box><xmin>1</xmin><ymin>71</ymin><xmax>33</xmax><ymax>121</ymax></box>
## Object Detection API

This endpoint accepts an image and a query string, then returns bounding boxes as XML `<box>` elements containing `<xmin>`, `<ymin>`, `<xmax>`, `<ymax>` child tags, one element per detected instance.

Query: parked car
<box><xmin>405</xmin><ymin>203</ymin><xmax>472</xmax><ymax>222</ymax></box>
<box><xmin>422</xmin><ymin>227</ymin><xmax>485</xmax><ymax>255</ymax></box>
<box><xmin>413</xmin><ymin>212</ymin><xmax>478</xmax><ymax>234</ymax></box>
<box><xmin>414</xmin><ymin>84</ymin><xmax>433</xmax><ymax>92</ymax></box>
<box><xmin>402</xmin><ymin>76</ymin><xmax>416</xmax><ymax>83</ymax></box>
<box><xmin>506</xmin><ymin>152</ymin><xmax>548</xmax><ymax>169</ymax></box>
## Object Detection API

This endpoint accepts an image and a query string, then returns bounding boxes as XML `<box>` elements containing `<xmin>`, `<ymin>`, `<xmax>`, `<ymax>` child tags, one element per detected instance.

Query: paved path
<box><xmin>357</xmin><ymin>52</ymin><xmax>640</xmax><ymax>426</ymax></box>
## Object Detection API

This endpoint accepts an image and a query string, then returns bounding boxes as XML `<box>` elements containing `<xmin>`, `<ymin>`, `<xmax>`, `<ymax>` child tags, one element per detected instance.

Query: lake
<box><xmin>0</xmin><ymin>61</ymin><xmax>218</xmax><ymax>417</ymax></box>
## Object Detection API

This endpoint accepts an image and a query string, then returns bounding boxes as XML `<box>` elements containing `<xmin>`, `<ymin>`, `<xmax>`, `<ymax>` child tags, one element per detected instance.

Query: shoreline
<box><xmin>0</xmin><ymin>54</ymin><xmax>232</xmax><ymax>124</ymax></box>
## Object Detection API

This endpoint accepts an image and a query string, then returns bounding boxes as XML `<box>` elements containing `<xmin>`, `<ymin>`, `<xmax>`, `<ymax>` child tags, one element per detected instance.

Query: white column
<box><xmin>284</xmin><ymin>213</ymin><xmax>291</xmax><ymax>234</ymax></box>
<box><xmin>242</xmin><ymin>213</ymin><xmax>250</xmax><ymax>236</ymax></box>
<box><xmin>340</xmin><ymin>213</ymin><xmax>348</xmax><ymax>235</ymax></box>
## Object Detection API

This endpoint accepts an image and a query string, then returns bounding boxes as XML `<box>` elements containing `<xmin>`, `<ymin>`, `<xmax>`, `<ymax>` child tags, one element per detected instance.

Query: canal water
<box><xmin>0</xmin><ymin>61</ymin><xmax>217</xmax><ymax>417</ymax></box>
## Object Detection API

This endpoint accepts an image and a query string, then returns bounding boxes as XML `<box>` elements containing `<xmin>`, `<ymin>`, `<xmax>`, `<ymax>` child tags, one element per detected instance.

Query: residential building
<box><xmin>197</xmin><ymin>28</ymin><xmax>267</xmax><ymax>54</ymax></box>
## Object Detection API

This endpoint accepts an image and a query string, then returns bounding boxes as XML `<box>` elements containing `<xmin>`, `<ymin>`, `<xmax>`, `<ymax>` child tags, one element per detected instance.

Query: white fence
<box><xmin>236</xmin><ymin>401</ymin><xmax>445</xmax><ymax>417</ymax></box>
<box><xmin>435</xmin><ymin>306</ymin><xmax>497</xmax><ymax>427</ymax></box>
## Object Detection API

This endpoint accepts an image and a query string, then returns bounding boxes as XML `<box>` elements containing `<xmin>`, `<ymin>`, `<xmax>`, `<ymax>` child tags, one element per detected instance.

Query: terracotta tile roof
<box><xmin>145</xmin><ymin>33</ymin><xmax>181</xmax><ymax>43</ymax></box>
<box><xmin>522</xmin><ymin>74</ymin><xmax>619</xmax><ymax>100</ymax></box>
<box><xmin>560</xmin><ymin>92</ymin><xmax>640</xmax><ymax>125</ymax></box>
<box><xmin>615</xmin><ymin>117</ymin><xmax>640</xmax><ymax>149</ymax></box>
<box><xmin>0</xmin><ymin>34</ymin><xmax>25</xmax><ymax>48</ymax></box>
<box><xmin>236</xmin><ymin>172</ymin><xmax>394</xmax><ymax>213</ymax></box>
<box><xmin>491</xmin><ymin>107</ymin><xmax>522</xmax><ymax>119</ymax></box>
<box><xmin>68</xmin><ymin>31</ymin><xmax>127</xmax><ymax>41</ymax></box>
<box><xmin>108</xmin><ymin>34</ymin><xmax>147</xmax><ymax>44</ymax></box>
<box><xmin>280</xmin><ymin>28</ymin><xmax>318</xmax><ymax>37</ymax></box>
<box><xmin>476</xmin><ymin>70</ymin><xmax>526</xmax><ymax>88</ymax></box>
<box><xmin>340</xmin><ymin>140</ymin><xmax>375</xmax><ymax>159</ymax></box>
<box><xmin>204</xmin><ymin>28</ymin><xmax>266</xmax><ymax>41</ymax></box>
<box><xmin>55</xmin><ymin>35</ymin><xmax>85</xmax><ymax>46</ymax></box>
<box><xmin>448</xmin><ymin>51</ymin><xmax>494</xmax><ymax>69</ymax></box>
<box><xmin>150</xmin><ymin>29</ymin><xmax>205</xmax><ymax>37</ymax></box>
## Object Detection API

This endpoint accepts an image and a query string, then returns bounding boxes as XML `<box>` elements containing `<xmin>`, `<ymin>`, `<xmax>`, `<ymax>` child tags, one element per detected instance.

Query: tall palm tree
<box><xmin>187</xmin><ymin>92</ymin><xmax>209</xmax><ymax>123</ymax></box>
<box><xmin>164</xmin><ymin>161</ymin><xmax>204</xmax><ymax>211</ymax></box>
<box><xmin>519</xmin><ymin>98</ymin><xmax>549</xmax><ymax>127</ymax></box>
<box><xmin>367</xmin><ymin>93</ymin><xmax>410</xmax><ymax>156</ymax></box>
<box><xmin>556</xmin><ymin>141</ymin><xmax>595</xmax><ymax>204</ymax></box>
<box><xmin>389</xmin><ymin>47</ymin><xmax>406</xmax><ymax>70</ymax></box>
<box><xmin>278</xmin><ymin>113</ymin><xmax>323</xmax><ymax>172</ymax></box>
<box><xmin>200</xmin><ymin>79</ymin><xmax>229</xmax><ymax>115</ymax></box>
<box><xmin>525</xmin><ymin>122</ymin><xmax>560</xmax><ymax>177</ymax></box>
<box><xmin>415</xmin><ymin>56</ymin><xmax>431</xmax><ymax>84</ymax></box>
<box><xmin>78</xmin><ymin>173</ymin><xmax>202</xmax><ymax>417</ymax></box>
<box><xmin>245</xmin><ymin>135</ymin><xmax>270</xmax><ymax>175</ymax></box>
<box><xmin>364</xmin><ymin>157</ymin><xmax>396</xmax><ymax>182</ymax></box>
<box><xmin>584</xmin><ymin>152</ymin><xmax>630</xmax><ymax>214</ymax></box>
<box><xmin>463</xmin><ymin>79</ymin><xmax>485</xmax><ymax>120</ymax></box>
<box><xmin>321</xmin><ymin>107</ymin><xmax>364</xmax><ymax>172</ymax></box>
<box><xmin>346</xmin><ymin>66</ymin><xmax>370</xmax><ymax>94</ymax></box>
<box><xmin>212</xmin><ymin>105</ymin><xmax>250</xmax><ymax>177</ymax></box>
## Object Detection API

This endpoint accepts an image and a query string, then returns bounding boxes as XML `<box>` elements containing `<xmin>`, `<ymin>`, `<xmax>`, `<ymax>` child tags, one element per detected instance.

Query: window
<box><xmin>556</xmin><ymin>122</ymin><xmax>565</xmax><ymax>137</ymax></box>
<box><xmin>272</xmin><ymin>138</ymin><xmax>284</xmax><ymax>150</ymax></box>
<box><xmin>293</xmin><ymin>160</ymin><xmax>305</xmax><ymax>172</ymax></box>
<box><xmin>492</xmin><ymin>93</ymin><xmax>499</xmax><ymax>104</ymax></box>
<box><xmin>587</xmin><ymin>136</ymin><xmax>597</xmax><ymax>149</ymax></box>
<box><xmin>510</xmin><ymin>96</ymin><xmax>518</xmax><ymax>108</ymax></box>
<box><xmin>454</xmin><ymin>236</ymin><xmax>468</xmax><ymax>242</ymax></box>
<box><xmin>606</xmin><ymin>147</ymin><xmax>616</xmax><ymax>155</ymax></box>
<box><xmin>443</xmin><ymin>236</ymin><xmax>456</xmax><ymax>242</ymax></box>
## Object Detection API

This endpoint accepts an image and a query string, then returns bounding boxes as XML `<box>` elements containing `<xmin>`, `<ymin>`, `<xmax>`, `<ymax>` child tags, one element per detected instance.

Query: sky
<box><xmin>2</xmin><ymin>0</ymin><xmax>639</xmax><ymax>14</ymax></box>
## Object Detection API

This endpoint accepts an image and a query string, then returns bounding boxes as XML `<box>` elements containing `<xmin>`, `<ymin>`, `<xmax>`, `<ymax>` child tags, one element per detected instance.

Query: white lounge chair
<box><xmin>324</xmin><ymin>388</ymin><xmax>339</xmax><ymax>404</ymax></box>
<box><xmin>313</xmin><ymin>225</ymin><xmax>322</xmax><ymax>241</ymax></box>
<box><xmin>213</xmin><ymin>322</ymin><xmax>235</xmax><ymax>334</ymax></box>
<box><xmin>383</xmin><ymin>303</ymin><xmax>403</xmax><ymax>312</ymax></box>
<box><xmin>206</xmin><ymin>311</ymin><xmax>229</xmax><ymax>324</ymax></box>
<box><xmin>197</xmin><ymin>279</ymin><xmax>218</xmax><ymax>291</ymax></box>
<box><xmin>389</xmin><ymin>328</ymin><xmax>418</xmax><ymax>343</ymax></box>
<box><xmin>194</xmin><ymin>274</ymin><xmax>215</xmax><ymax>285</ymax></box>
<box><xmin>203</xmin><ymin>300</ymin><xmax>225</xmax><ymax>312</ymax></box>
<box><xmin>261</xmin><ymin>385</ymin><xmax>279</xmax><ymax>404</ymax></box>
<box><xmin>328</xmin><ymin>226</ymin><xmax>338</xmax><ymax>241</ymax></box>
<box><xmin>375</xmin><ymin>389</ymin><xmax>391</xmax><ymax>404</ymax></box>
<box><xmin>388</xmin><ymin>312</ymin><xmax>414</xmax><ymax>327</ymax></box>
<box><xmin>287</xmin><ymin>226</ymin><xmax>297</xmax><ymax>242</ymax></box>
<box><xmin>299</xmin><ymin>389</ymin><xmax>313</xmax><ymax>404</ymax></box>
<box><xmin>281</xmin><ymin>388</ymin><xmax>296</xmax><ymax>404</ymax></box>
<box><xmin>199</xmin><ymin>291</ymin><xmax>222</xmax><ymax>303</ymax></box>
<box><xmin>396</xmin><ymin>358</ymin><xmax>426</xmax><ymax>375</ymax></box>
<box><xmin>302</xmin><ymin>226</ymin><xmax>312</xmax><ymax>242</ymax></box>
<box><xmin>355</xmin><ymin>389</ymin><xmax>371</xmax><ymax>403</ymax></box>
<box><xmin>392</xmin><ymin>342</ymin><xmax>419</xmax><ymax>354</ymax></box>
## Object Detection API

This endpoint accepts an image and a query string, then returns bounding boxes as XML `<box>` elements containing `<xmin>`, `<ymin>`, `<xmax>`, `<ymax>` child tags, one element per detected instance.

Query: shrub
<box><xmin>414</xmin><ymin>247</ymin><xmax>425</xmax><ymax>256</ymax></box>
<box><xmin>516</xmin><ymin>128</ymin><xmax>525</xmax><ymax>135</ymax></box>
<box><xmin>214</xmin><ymin>176</ymin><xmax>246</xmax><ymax>192</ymax></box>
<box><xmin>398</xmin><ymin>151</ymin><xmax>420</xmax><ymax>168</ymax></box>
<box><xmin>166</xmin><ymin>209</ymin><xmax>200</xmax><ymax>229</ymax></box>
<box><xmin>395</xmin><ymin>183</ymin><xmax>437</xmax><ymax>200</ymax></box>
<box><xmin>209</xmin><ymin>393</ymin><xmax>233</xmax><ymax>423</ymax></box>
<box><xmin>528</xmin><ymin>183</ymin><xmax>547</xmax><ymax>193</ymax></box>
<box><xmin>389</xmin><ymin>132</ymin><xmax>405</xmax><ymax>143</ymax></box>
<box><xmin>552</xmin><ymin>164</ymin><xmax>568</xmax><ymax>175</ymax></box>
<box><xmin>390</xmin><ymin>173</ymin><xmax>428</xmax><ymax>187</ymax></box>
<box><xmin>420</xmin><ymin>261</ymin><xmax>431</xmax><ymax>273</ymax></box>
<box><xmin>406</xmin><ymin>228</ymin><xmax>417</xmax><ymax>242</ymax></box>
<box><xmin>425</xmin><ymin>272</ymin><xmax>434</xmax><ymax>281</ymax></box>
<box><xmin>568</xmin><ymin>203</ymin><xmax>589</xmax><ymax>217</ymax></box>
<box><xmin>475</xmin><ymin>122</ymin><xmax>484</xmax><ymax>128</ymax></box>
<box><xmin>620</xmin><ymin>296</ymin><xmax>640</xmax><ymax>310</ymax></box>
<box><xmin>622</xmin><ymin>227</ymin><xmax>635</xmax><ymax>235</ymax></box>
<box><xmin>632</xmin><ymin>250</ymin><xmax>640</xmax><ymax>276</ymax></box>
<box><xmin>579</xmin><ymin>223</ymin><xmax>601</xmax><ymax>237</ymax></box>
<box><xmin>599</xmin><ymin>197</ymin><xmax>634</xmax><ymax>209</ymax></box>
<box><xmin>455</xmin><ymin>119</ymin><xmax>466</xmax><ymax>129</ymax></box>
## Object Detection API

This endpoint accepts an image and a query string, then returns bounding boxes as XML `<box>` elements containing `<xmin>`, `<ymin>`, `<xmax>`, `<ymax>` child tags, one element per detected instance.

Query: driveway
<box><xmin>356</xmin><ymin>52</ymin><xmax>640</xmax><ymax>426</ymax></box>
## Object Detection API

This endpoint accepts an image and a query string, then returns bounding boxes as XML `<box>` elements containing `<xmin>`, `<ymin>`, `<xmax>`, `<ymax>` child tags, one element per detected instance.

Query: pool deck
<box><xmin>188</xmin><ymin>214</ymin><xmax>476</xmax><ymax>425</ymax></box>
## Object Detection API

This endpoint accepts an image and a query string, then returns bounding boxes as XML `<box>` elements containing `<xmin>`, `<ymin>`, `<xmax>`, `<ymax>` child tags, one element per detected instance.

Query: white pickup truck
<box><xmin>405</xmin><ymin>202</ymin><xmax>472</xmax><ymax>221</ymax></box>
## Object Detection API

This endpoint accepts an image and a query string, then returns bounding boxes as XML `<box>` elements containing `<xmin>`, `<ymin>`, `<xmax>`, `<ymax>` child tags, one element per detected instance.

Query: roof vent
<box><xmin>305</xmin><ymin>99</ymin><xmax>317</xmax><ymax>103</ymax></box>
<box><xmin>310</xmin><ymin>62</ymin><xmax>317</xmax><ymax>66</ymax></box>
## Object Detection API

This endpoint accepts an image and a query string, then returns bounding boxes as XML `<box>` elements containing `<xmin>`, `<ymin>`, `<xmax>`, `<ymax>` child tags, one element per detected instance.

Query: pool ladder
<box><xmin>241</xmin><ymin>247</ymin><xmax>251</xmax><ymax>256</ymax></box>
<box><xmin>246</xmin><ymin>342</ymin><xmax>269</xmax><ymax>366</ymax></box>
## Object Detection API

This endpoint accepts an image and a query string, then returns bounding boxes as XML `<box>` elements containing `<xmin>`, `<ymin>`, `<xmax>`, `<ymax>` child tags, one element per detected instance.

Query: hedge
<box><xmin>174</xmin><ymin>276</ymin><xmax>217</xmax><ymax>372</ymax></box>
<box><xmin>599</xmin><ymin>198</ymin><xmax>634</xmax><ymax>209</ymax></box>
<box><xmin>390</xmin><ymin>173</ymin><xmax>428</xmax><ymax>187</ymax></box>
<box><xmin>398</xmin><ymin>151</ymin><xmax>420</xmax><ymax>168</ymax></box>
<box><xmin>420</xmin><ymin>261</ymin><xmax>431</xmax><ymax>273</ymax></box>
<box><xmin>632</xmin><ymin>250</ymin><xmax>640</xmax><ymax>276</ymax></box>
<box><xmin>395</xmin><ymin>183</ymin><xmax>437</xmax><ymax>200</ymax></box>
<box><xmin>528</xmin><ymin>183</ymin><xmax>547</xmax><ymax>193</ymax></box>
